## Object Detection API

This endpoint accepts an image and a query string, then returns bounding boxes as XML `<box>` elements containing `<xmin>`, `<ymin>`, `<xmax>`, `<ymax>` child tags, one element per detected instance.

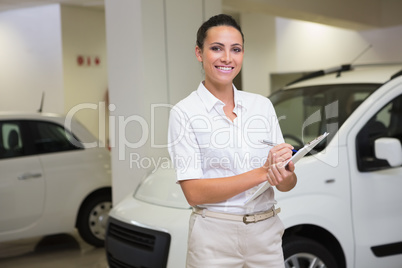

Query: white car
<box><xmin>0</xmin><ymin>112</ymin><xmax>112</xmax><ymax>247</ymax></box>
<box><xmin>105</xmin><ymin>63</ymin><xmax>402</xmax><ymax>267</ymax></box>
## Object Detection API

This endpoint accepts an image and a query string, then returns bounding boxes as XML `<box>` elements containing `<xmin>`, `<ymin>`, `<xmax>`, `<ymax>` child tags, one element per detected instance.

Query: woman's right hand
<box><xmin>263</xmin><ymin>143</ymin><xmax>296</xmax><ymax>188</ymax></box>
<box><xmin>263</xmin><ymin>143</ymin><xmax>294</xmax><ymax>169</ymax></box>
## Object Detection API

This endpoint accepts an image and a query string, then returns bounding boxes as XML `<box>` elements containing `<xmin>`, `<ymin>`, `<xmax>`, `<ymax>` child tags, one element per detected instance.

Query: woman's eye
<box><xmin>211</xmin><ymin>46</ymin><xmax>221</xmax><ymax>51</ymax></box>
<box><xmin>233</xmin><ymin>47</ymin><xmax>242</xmax><ymax>53</ymax></box>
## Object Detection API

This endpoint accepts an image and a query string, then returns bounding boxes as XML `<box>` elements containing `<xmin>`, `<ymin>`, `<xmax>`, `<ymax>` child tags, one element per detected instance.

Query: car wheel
<box><xmin>283</xmin><ymin>236</ymin><xmax>338</xmax><ymax>268</ymax></box>
<box><xmin>77</xmin><ymin>192</ymin><xmax>112</xmax><ymax>247</ymax></box>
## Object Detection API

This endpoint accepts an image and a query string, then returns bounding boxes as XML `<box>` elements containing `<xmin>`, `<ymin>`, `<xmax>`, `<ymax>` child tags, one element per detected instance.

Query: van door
<box><xmin>0</xmin><ymin>121</ymin><xmax>45</xmax><ymax>234</ymax></box>
<box><xmin>349</xmin><ymin>91</ymin><xmax>402</xmax><ymax>267</ymax></box>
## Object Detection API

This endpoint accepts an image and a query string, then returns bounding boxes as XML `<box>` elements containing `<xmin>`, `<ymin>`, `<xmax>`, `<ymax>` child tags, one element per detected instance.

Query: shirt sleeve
<box><xmin>168</xmin><ymin>105</ymin><xmax>204</xmax><ymax>182</ymax></box>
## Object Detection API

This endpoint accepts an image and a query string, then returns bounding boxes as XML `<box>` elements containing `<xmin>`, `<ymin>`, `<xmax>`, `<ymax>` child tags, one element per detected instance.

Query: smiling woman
<box><xmin>167</xmin><ymin>14</ymin><xmax>297</xmax><ymax>268</ymax></box>
<box><xmin>195</xmin><ymin>25</ymin><xmax>244</xmax><ymax>96</ymax></box>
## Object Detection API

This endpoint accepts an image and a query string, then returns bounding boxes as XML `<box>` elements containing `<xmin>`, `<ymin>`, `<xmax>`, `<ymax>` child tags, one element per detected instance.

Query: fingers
<box><xmin>286</xmin><ymin>161</ymin><xmax>295</xmax><ymax>172</ymax></box>
<box><xmin>263</xmin><ymin>143</ymin><xmax>294</xmax><ymax>171</ymax></box>
<box><xmin>266</xmin><ymin>165</ymin><xmax>280</xmax><ymax>185</ymax></box>
<box><xmin>266</xmin><ymin>154</ymin><xmax>295</xmax><ymax>186</ymax></box>
<box><xmin>270</xmin><ymin>143</ymin><xmax>294</xmax><ymax>152</ymax></box>
<box><xmin>269</xmin><ymin>143</ymin><xmax>294</xmax><ymax>162</ymax></box>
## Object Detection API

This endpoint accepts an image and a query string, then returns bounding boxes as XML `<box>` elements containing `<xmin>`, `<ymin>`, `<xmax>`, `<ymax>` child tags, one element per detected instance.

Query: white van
<box><xmin>105</xmin><ymin>63</ymin><xmax>402</xmax><ymax>267</ymax></box>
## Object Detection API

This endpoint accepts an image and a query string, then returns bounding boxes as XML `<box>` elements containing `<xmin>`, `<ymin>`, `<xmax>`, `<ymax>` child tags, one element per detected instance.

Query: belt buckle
<box><xmin>243</xmin><ymin>214</ymin><xmax>254</xmax><ymax>224</ymax></box>
<box><xmin>243</xmin><ymin>215</ymin><xmax>249</xmax><ymax>224</ymax></box>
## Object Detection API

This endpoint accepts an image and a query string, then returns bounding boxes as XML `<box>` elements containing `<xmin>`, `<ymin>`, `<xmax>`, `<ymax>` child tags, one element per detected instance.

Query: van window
<box><xmin>356</xmin><ymin>94</ymin><xmax>402</xmax><ymax>171</ymax></box>
<box><xmin>270</xmin><ymin>84</ymin><xmax>378</xmax><ymax>152</ymax></box>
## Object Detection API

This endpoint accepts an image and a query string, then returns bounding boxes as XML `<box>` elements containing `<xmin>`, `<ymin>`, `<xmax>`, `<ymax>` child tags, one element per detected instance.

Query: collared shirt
<box><xmin>168</xmin><ymin>82</ymin><xmax>284</xmax><ymax>214</ymax></box>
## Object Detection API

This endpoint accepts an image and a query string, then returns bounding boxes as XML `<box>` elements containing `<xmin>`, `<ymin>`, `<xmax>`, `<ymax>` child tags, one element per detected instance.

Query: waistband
<box><xmin>192</xmin><ymin>206</ymin><xmax>281</xmax><ymax>224</ymax></box>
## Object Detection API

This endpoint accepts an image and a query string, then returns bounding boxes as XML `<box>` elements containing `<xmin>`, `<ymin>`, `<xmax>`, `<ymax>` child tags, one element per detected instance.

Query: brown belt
<box><xmin>193</xmin><ymin>206</ymin><xmax>281</xmax><ymax>224</ymax></box>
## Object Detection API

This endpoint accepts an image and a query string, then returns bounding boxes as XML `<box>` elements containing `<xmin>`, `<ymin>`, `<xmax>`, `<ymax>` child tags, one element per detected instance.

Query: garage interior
<box><xmin>1</xmin><ymin>0</ymin><xmax>402</xmax><ymax>267</ymax></box>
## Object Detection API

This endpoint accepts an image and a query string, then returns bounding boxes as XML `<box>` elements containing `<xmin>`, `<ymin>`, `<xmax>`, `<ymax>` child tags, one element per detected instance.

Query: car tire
<box><xmin>77</xmin><ymin>192</ymin><xmax>112</xmax><ymax>247</ymax></box>
<box><xmin>283</xmin><ymin>236</ymin><xmax>338</xmax><ymax>268</ymax></box>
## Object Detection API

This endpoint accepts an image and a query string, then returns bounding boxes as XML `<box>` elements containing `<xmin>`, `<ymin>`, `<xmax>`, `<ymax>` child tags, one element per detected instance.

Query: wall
<box><xmin>105</xmin><ymin>0</ymin><xmax>147</xmax><ymax>204</ymax></box>
<box><xmin>241</xmin><ymin>13</ymin><xmax>276</xmax><ymax>97</ymax></box>
<box><xmin>359</xmin><ymin>24</ymin><xmax>402</xmax><ymax>63</ymax></box>
<box><xmin>0</xmin><ymin>4</ymin><xmax>108</xmax><ymax>146</ymax></box>
<box><xmin>275</xmin><ymin>17</ymin><xmax>402</xmax><ymax>72</ymax></box>
<box><xmin>105</xmin><ymin>0</ymin><xmax>222</xmax><ymax>204</ymax></box>
<box><xmin>0</xmin><ymin>5</ymin><xmax>63</xmax><ymax>113</ymax></box>
<box><xmin>61</xmin><ymin>5</ymin><xmax>108</xmax><ymax>146</ymax></box>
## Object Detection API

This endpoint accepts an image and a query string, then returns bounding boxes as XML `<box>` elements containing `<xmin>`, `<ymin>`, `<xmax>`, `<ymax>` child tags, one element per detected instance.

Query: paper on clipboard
<box><xmin>244</xmin><ymin>132</ymin><xmax>329</xmax><ymax>205</ymax></box>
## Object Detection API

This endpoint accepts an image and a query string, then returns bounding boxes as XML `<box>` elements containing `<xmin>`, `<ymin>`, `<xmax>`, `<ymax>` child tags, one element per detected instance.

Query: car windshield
<box><xmin>269</xmin><ymin>83</ymin><xmax>379</xmax><ymax>151</ymax></box>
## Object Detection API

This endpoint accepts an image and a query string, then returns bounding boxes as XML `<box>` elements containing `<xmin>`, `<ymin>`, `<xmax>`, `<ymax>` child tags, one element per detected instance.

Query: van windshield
<box><xmin>269</xmin><ymin>84</ymin><xmax>379</xmax><ymax>151</ymax></box>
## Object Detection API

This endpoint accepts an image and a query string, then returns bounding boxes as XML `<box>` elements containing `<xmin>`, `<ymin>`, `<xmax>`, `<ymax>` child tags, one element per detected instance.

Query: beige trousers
<box><xmin>186</xmin><ymin>212</ymin><xmax>285</xmax><ymax>268</ymax></box>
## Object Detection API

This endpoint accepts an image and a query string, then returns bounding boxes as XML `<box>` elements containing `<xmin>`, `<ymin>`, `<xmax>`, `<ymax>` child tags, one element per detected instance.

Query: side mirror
<box><xmin>375</xmin><ymin>138</ymin><xmax>402</xmax><ymax>167</ymax></box>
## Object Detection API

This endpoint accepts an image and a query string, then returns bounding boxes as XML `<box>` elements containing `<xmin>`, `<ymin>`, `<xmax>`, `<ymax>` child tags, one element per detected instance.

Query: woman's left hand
<box><xmin>264</xmin><ymin>143</ymin><xmax>297</xmax><ymax>192</ymax></box>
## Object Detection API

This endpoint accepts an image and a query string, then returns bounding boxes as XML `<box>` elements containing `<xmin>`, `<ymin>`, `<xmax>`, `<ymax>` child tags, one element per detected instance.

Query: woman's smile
<box><xmin>216</xmin><ymin>65</ymin><xmax>234</xmax><ymax>72</ymax></box>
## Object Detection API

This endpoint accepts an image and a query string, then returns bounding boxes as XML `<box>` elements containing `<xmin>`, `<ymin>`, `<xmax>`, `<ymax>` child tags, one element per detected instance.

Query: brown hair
<box><xmin>196</xmin><ymin>14</ymin><xmax>244</xmax><ymax>50</ymax></box>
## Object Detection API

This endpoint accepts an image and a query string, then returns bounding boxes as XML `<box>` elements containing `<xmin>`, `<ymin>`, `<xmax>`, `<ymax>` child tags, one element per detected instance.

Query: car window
<box><xmin>356</xmin><ymin>94</ymin><xmax>402</xmax><ymax>171</ymax></box>
<box><xmin>31</xmin><ymin>121</ymin><xmax>82</xmax><ymax>154</ymax></box>
<box><xmin>270</xmin><ymin>84</ymin><xmax>378</xmax><ymax>152</ymax></box>
<box><xmin>0</xmin><ymin>122</ymin><xmax>24</xmax><ymax>159</ymax></box>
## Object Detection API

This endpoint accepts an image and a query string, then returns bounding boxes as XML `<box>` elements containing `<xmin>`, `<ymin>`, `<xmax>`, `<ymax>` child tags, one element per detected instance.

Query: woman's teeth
<box><xmin>217</xmin><ymin>66</ymin><xmax>232</xmax><ymax>71</ymax></box>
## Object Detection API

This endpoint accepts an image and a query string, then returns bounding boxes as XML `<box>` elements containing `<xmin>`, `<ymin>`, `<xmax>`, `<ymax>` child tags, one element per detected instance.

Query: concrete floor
<box><xmin>0</xmin><ymin>230</ymin><xmax>107</xmax><ymax>268</ymax></box>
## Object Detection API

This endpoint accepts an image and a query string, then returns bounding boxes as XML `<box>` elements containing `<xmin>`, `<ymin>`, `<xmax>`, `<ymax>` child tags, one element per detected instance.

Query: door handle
<box><xmin>18</xmin><ymin>173</ymin><xmax>42</xmax><ymax>180</ymax></box>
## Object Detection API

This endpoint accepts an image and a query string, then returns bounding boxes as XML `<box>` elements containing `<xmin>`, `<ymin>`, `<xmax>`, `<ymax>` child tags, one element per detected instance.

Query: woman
<box><xmin>168</xmin><ymin>14</ymin><xmax>297</xmax><ymax>268</ymax></box>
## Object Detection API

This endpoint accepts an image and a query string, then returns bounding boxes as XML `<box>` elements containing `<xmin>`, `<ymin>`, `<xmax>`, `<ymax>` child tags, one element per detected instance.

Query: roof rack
<box><xmin>286</xmin><ymin>62</ymin><xmax>402</xmax><ymax>86</ymax></box>
<box><xmin>286</xmin><ymin>64</ymin><xmax>352</xmax><ymax>86</ymax></box>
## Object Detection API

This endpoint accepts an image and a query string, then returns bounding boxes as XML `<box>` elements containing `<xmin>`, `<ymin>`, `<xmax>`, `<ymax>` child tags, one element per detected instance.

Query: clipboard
<box><xmin>244</xmin><ymin>132</ymin><xmax>329</xmax><ymax>205</ymax></box>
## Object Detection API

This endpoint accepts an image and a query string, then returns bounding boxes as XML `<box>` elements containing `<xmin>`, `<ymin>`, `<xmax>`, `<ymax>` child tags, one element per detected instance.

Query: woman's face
<box><xmin>195</xmin><ymin>25</ymin><xmax>244</xmax><ymax>88</ymax></box>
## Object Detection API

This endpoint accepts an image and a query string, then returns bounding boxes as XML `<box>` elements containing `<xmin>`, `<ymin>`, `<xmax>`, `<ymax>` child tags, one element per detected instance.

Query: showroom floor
<box><xmin>0</xmin><ymin>230</ymin><xmax>107</xmax><ymax>268</ymax></box>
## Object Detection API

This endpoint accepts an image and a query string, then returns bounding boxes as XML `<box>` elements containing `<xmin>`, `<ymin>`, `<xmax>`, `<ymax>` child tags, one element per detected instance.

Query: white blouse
<box><xmin>168</xmin><ymin>82</ymin><xmax>284</xmax><ymax>214</ymax></box>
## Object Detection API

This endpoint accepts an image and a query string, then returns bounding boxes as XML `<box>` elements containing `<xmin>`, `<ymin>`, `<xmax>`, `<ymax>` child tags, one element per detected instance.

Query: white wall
<box><xmin>241</xmin><ymin>13</ymin><xmax>276</xmax><ymax>96</ymax></box>
<box><xmin>105</xmin><ymin>0</ymin><xmax>222</xmax><ymax>204</ymax></box>
<box><xmin>105</xmin><ymin>0</ymin><xmax>147</xmax><ymax>205</ymax></box>
<box><xmin>359</xmin><ymin>24</ymin><xmax>402</xmax><ymax>63</ymax></box>
<box><xmin>0</xmin><ymin>5</ymin><xmax>64</xmax><ymax>113</ymax></box>
<box><xmin>0</xmin><ymin>4</ymin><xmax>108</xmax><ymax>146</ymax></box>
<box><xmin>236</xmin><ymin>14</ymin><xmax>402</xmax><ymax>94</ymax></box>
<box><xmin>275</xmin><ymin>17</ymin><xmax>402</xmax><ymax>72</ymax></box>
<box><xmin>61</xmin><ymin>5</ymin><xmax>108</xmax><ymax>145</ymax></box>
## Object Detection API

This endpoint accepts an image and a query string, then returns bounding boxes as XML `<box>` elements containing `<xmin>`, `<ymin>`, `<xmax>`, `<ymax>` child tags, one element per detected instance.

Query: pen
<box><xmin>259</xmin><ymin>140</ymin><xmax>298</xmax><ymax>153</ymax></box>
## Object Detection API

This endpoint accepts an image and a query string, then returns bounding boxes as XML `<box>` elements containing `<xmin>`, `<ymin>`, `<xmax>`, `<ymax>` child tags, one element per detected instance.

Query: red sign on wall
<box><xmin>77</xmin><ymin>55</ymin><xmax>101</xmax><ymax>67</ymax></box>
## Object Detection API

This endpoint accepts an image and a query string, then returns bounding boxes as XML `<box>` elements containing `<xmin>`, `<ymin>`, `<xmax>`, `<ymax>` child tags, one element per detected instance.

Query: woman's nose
<box><xmin>221</xmin><ymin>50</ymin><xmax>232</xmax><ymax>63</ymax></box>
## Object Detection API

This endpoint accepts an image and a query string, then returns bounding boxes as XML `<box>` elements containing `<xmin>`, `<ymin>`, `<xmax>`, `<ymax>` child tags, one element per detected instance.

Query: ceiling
<box><xmin>222</xmin><ymin>0</ymin><xmax>402</xmax><ymax>30</ymax></box>
<box><xmin>0</xmin><ymin>0</ymin><xmax>104</xmax><ymax>12</ymax></box>
<box><xmin>1</xmin><ymin>0</ymin><xmax>402</xmax><ymax>31</ymax></box>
